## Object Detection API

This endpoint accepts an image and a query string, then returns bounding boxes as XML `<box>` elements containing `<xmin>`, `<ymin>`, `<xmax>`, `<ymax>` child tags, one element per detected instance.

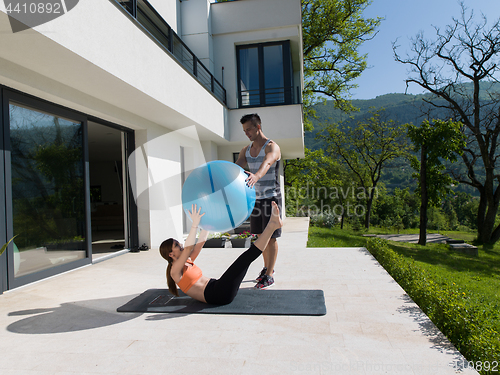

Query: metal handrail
<box><xmin>239</xmin><ymin>86</ymin><xmax>296</xmax><ymax>107</ymax></box>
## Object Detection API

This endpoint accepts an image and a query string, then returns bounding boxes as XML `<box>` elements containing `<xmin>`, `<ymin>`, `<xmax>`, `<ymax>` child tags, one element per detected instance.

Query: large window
<box><xmin>9</xmin><ymin>102</ymin><xmax>86</xmax><ymax>278</ymax></box>
<box><xmin>237</xmin><ymin>41</ymin><xmax>293</xmax><ymax>108</ymax></box>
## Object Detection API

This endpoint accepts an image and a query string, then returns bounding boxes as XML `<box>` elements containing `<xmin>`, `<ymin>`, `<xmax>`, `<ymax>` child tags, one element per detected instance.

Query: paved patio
<box><xmin>0</xmin><ymin>218</ymin><xmax>477</xmax><ymax>374</ymax></box>
<box><xmin>375</xmin><ymin>233</ymin><xmax>452</xmax><ymax>244</ymax></box>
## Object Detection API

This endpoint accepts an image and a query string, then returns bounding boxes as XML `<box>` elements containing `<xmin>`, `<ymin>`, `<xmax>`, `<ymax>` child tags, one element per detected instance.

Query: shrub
<box><xmin>365</xmin><ymin>237</ymin><xmax>500</xmax><ymax>375</ymax></box>
<box><xmin>310</xmin><ymin>213</ymin><xmax>338</xmax><ymax>229</ymax></box>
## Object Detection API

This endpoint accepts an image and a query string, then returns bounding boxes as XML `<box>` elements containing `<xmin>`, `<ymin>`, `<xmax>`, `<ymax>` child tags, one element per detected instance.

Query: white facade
<box><xmin>0</xmin><ymin>0</ymin><xmax>304</xmax><ymax>258</ymax></box>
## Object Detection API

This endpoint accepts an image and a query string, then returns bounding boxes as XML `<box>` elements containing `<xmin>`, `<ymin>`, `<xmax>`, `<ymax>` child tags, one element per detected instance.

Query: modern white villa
<box><xmin>0</xmin><ymin>0</ymin><xmax>304</xmax><ymax>293</ymax></box>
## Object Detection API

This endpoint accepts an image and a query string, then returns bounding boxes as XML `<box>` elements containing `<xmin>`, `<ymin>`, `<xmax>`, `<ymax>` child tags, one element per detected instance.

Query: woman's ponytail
<box><xmin>160</xmin><ymin>238</ymin><xmax>179</xmax><ymax>297</ymax></box>
<box><xmin>166</xmin><ymin>262</ymin><xmax>179</xmax><ymax>297</ymax></box>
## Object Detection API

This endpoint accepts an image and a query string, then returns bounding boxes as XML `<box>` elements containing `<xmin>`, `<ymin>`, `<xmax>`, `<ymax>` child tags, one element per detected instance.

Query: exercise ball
<box><xmin>181</xmin><ymin>161</ymin><xmax>256</xmax><ymax>232</ymax></box>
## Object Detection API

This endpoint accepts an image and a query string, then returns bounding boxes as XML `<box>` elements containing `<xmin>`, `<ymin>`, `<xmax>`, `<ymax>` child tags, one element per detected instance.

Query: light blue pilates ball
<box><xmin>181</xmin><ymin>161</ymin><xmax>256</xmax><ymax>232</ymax></box>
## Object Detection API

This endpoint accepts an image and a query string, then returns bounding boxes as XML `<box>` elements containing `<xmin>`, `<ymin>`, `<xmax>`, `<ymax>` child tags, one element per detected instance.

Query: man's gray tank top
<box><xmin>245</xmin><ymin>139</ymin><xmax>281</xmax><ymax>200</ymax></box>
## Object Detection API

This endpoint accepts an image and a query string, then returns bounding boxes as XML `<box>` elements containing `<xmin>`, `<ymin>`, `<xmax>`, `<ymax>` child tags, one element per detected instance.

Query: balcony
<box><xmin>113</xmin><ymin>0</ymin><xmax>226</xmax><ymax>105</ymax></box>
<box><xmin>240</xmin><ymin>86</ymin><xmax>301</xmax><ymax>108</ymax></box>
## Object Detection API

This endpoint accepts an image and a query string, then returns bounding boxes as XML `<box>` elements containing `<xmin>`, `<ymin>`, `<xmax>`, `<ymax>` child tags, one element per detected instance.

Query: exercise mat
<box><xmin>117</xmin><ymin>288</ymin><xmax>326</xmax><ymax>316</ymax></box>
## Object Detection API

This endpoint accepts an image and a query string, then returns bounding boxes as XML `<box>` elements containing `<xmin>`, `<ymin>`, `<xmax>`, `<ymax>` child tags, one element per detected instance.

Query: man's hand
<box><xmin>245</xmin><ymin>171</ymin><xmax>259</xmax><ymax>188</ymax></box>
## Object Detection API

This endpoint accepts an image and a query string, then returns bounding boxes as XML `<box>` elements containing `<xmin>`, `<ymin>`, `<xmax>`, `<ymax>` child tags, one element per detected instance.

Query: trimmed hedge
<box><xmin>365</xmin><ymin>237</ymin><xmax>500</xmax><ymax>375</ymax></box>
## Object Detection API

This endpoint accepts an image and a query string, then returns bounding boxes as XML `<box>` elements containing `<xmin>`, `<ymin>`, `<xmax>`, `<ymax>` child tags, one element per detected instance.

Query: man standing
<box><xmin>235</xmin><ymin>113</ymin><xmax>281</xmax><ymax>289</ymax></box>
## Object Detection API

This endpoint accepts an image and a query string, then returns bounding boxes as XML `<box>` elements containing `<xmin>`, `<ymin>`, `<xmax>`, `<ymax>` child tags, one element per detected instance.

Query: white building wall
<box><xmin>0</xmin><ymin>0</ymin><xmax>225</xmax><ymax>138</ymax></box>
<box><xmin>211</xmin><ymin>0</ymin><xmax>302</xmax><ymax>110</ymax></box>
<box><xmin>0</xmin><ymin>0</ymin><xmax>232</xmax><ymax>249</ymax></box>
<box><xmin>211</xmin><ymin>0</ymin><xmax>301</xmax><ymax>34</ymax></box>
<box><xmin>131</xmin><ymin>125</ymin><xmax>211</xmax><ymax>247</ymax></box>
<box><xmin>148</xmin><ymin>0</ymin><xmax>182</xmax><ymax>34</ymax></box>
<box><xmin>180</xmin><ymin>0</ymin><xmax>214</xmax><ymax>72</ymax></box>
<box><xmin>211</xmin><ymin>0</ymin><xmax>304</xmax><ymax>160</ymax></box>
<box><xmin>0</xmin><ymin>0</ymin><xmax>303</xmax><ymax>251</ymax></box>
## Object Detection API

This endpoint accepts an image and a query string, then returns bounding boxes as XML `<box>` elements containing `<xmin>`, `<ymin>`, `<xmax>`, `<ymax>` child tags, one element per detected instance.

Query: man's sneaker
<box><xmin>255</xmin><ymin>267</ymin><xmax>267</xmax><ymax>282</ymax></box>
<box><xmin>255</xmin><ymin>275</ymin><xmax>274</xmax><ymax>289</ymax></box>
<box><xmin>255</xmin><ymin>268</ymin><xmax>275</xmax><ymax>283</ymax></box>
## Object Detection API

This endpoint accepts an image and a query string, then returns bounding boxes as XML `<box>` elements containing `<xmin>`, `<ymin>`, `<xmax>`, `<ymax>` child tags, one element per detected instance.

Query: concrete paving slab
<box><xmin>0</xmin><ymin>218</ymin><xmax>478</xmax><ymax>374</ymax></box>
<box><xmin>376</xmin><ymin>233</ymin><xmax>451</xmax><ymax>244</ymax></box>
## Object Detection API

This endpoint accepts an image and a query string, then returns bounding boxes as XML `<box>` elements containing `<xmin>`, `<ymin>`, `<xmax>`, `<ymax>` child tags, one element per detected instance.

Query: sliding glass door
<box><xmin>2</xmin><ymin>91</ymin><xmax>91</xmax><ymax>290</ymax></box>
<box><xmin>0</xmin><ymin>89</ymin><xmax>138</xmax><ymax>294</ymax></box>
<box><xmin>8</xmin><ymin>100</ymin><xmax>87</xmax><ymax>279</ymax></box>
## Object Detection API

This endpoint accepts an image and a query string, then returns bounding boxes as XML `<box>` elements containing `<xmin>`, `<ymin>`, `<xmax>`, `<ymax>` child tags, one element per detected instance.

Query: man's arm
<box><xmin>234</xmin><ymin>146</ymin><xmax>247</xmax><ymax>169</ymax></box>
<box><xmin>245</xmin><ymin>141</ymin><xmax>281</xmax><ymax>188</ymax></box>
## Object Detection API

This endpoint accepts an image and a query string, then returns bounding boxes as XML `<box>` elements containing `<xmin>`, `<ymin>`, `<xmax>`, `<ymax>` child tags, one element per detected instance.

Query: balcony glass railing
<box><xmin>113</xmin><ymin>0</ymin><xmax>226</xmax><ymax>105</ymax></box>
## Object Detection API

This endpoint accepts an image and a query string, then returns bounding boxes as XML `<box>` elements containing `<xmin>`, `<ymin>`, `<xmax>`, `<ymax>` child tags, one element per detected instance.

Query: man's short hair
<box><xmin>240</xmin><ymin>113</ymin><xmax>261</xmax><ymax>128</ymax></box>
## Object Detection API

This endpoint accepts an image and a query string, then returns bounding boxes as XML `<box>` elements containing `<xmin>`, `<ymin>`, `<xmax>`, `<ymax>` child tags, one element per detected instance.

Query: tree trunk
<box><xmin>418</xmin><ymin>145</ymin><xmax>427</xmax><ymax>246</ymax></box>
<box><xmin>476</xmin><ymin>176</ymin><xmax>500</xmax><ymax>244</ymax></box>
<box><xmin>478</xmin><ymin>200</ymin><xmax>500</xmax><ymax>244</ymax></box>
<box><xmin>490</xmin><ymin>223</ymin><xmax>500</xmax><ymax>244</ymax></box>
<box><xmin>364</xmin><ymin>193</ymin><xmax>373</xmax><ymax>230</ymax></box>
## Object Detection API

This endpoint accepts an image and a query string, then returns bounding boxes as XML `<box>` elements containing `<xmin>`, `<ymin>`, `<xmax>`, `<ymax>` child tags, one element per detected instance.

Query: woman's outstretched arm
<box><xmin>191</xmin><ymin>229</ymin><xmax>209</xmax><ymax>261</ymax></box>
<box><xmin>171</xmin><ymin>205</ymin><xmax>205</xmax><ymax>278</ymax></box>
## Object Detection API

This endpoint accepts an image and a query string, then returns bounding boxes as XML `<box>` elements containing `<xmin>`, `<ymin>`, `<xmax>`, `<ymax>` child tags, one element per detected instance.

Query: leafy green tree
<box><xmin>441</xmin><ymin>198</ymin><xmax>458</xmax><ymax>230</ymax></box>
<box><xmin>394</xmin><ymin>4</ymin><xmax>500</xmax><ymax>244</ymax></box>
<box><xmin>427</xmin><ymin>207</ymin><xmax>449</xmax><ymax>231</ymax></box>
<box><xmin>408</xmin><ymin>119</ymin><xmax>466</xmax><ymax>245</ymax></box>
<box><xmin>302</xmin><ymin>0</ymin><xmax>381</xmax><ymax>129</ymax></box>
<box><xmin>321</xmin><ymin>108</ymin><xmax>410</xmax><ymax>229</ymax></box>
<box><xmin>284</xmin><ymin>148</ymin><xmax>344</xmax><ymax>217</ymax></box>
<box><xmin>285</xmin><ymin>148</ymin><xmax>370</xmax><ymax>230</ymax></box>
<box><xmin>372</xmin><ymin>187</ymin><xmax>419</xmax><ymax>230</ymax></box>
<box><xmin>449</xmin><ymin>191</ymin><xmax>479</xmax><ymax>230</ymax></box>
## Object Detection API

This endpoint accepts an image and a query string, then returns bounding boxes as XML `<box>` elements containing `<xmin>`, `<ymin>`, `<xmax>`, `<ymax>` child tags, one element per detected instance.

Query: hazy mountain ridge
<box><xmin>306</xmin><ymin>82</ymin><xmax>500</xmax><ymax>151</ymax></box>
<box><xmin>304</xmin><ymin>83</ymin><xmax>500</xmax><ymax>194</ymax></box>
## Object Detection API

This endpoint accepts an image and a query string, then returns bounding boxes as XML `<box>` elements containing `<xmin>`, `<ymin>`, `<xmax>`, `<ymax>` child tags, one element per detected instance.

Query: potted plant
<box><xmin>0</xmin><ymin>235</ymin><xmax>17</xmax><ymax>256</ymax></box>
<box><xmin>230</xmin><ymin>231</ymin><xmax>254</xmax><ymax>248</ymax></box>
<box><xmin>204</xmin><ymin>233</ymin><xmax>229</xmax><ymax>248</ymax></box>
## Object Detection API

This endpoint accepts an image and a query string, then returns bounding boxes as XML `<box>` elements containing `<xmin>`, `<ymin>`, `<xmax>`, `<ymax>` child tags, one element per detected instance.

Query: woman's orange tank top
<box><xmin>177</xmin><ymin>258</ymin><xmax>203</xmax><ymax>293</ymax></box>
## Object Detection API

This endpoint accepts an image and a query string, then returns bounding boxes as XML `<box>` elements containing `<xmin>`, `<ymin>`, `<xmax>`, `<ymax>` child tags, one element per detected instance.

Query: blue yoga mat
<box><xmin>117</xmin><ymin>288</ymin><xmax>326</xmax><ymax>316</ymax></box>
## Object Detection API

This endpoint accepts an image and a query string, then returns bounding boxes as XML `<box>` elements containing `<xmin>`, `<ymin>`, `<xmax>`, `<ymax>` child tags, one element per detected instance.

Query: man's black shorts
<box><xmin>250</xmin><ymin>196</ymin><xmax>282</xmax><ymax>238</ymax></box>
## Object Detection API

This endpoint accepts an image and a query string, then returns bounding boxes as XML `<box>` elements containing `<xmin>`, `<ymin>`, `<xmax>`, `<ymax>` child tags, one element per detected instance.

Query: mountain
<box><xmin>306</xmin><ymin>92</ymin><xmax>431</xmax><ymax>151</ymax></box>
<box><xmin>304</xmin><ymin>84</ymin><xmax>500</xmax><ymax>195</ymax></box>
<box><xmin>307</xmin><ymin>81</ymin><xmax>500</xmax><ymax>149</ymax></box>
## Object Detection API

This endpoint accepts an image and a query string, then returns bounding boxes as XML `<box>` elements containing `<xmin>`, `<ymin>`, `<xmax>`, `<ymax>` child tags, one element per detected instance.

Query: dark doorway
<box><xmin>87</xmin><ymin>122</ymin><xmax>127</xmax><ymax>261</ymax></box>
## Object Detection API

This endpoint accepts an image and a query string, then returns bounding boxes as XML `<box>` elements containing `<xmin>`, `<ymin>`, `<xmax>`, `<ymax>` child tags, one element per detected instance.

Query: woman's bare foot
<box><xmin>270</xmin><ymin>201</ymin><xmax>283</xmax><ymax>230</ymax></box>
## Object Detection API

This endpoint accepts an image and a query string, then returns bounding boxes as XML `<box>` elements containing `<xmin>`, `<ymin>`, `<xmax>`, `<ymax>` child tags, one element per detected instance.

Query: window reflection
<box><xmin>237</xmin><ymin>41</ymin><xmax>293</xmax><ymax>108</ymax></box>
<box><xmin>263</xmin><ymin>44</ymin><xmax>285</xmax><ymax>105</ymax></box>
<box><xmin>9</xmin><ymin>103</ymin><xmax>86</xmax><ymax>277</ymax></box>
<box><xmin>239</xmin><ymin>47</ymin><xmax>260</xmax><ymax>106</ymax></box>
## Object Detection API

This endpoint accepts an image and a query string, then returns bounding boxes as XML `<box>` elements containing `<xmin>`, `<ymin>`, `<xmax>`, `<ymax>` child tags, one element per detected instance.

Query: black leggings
<box><xmin>203</xmin><ymin>244</ymin><xmax>262</xmax><ymax>305</ymax></box>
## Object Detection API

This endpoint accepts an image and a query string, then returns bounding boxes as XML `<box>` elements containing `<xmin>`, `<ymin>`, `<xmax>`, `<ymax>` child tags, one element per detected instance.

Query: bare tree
<box><xmin>393</xmin><ymin>3</ymin><xmax>500</xmax><ymax>244</ymax></box>
<box><xmin>321</xmin><ymin>108</ymin><xmax>410</xmax><ymax>229</ymax></box>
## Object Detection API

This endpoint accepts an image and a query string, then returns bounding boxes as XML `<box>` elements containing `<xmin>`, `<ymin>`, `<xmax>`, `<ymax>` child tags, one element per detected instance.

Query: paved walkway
<box><xmin>375</xmin><ymin>233</ymin><xmax>451</xmax><ymax>244</ymax></box>
<box><xmin>0</xmin><ymin>218</ymin><xmax>477</xmax><ymax>374</ymax></box>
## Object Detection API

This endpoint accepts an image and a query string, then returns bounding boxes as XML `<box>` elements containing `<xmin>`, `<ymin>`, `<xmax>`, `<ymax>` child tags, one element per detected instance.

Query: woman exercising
<box><xmin>159</xmin><ymin>202</ymin><xmax>282</xmax><ymax>305</ymax></box>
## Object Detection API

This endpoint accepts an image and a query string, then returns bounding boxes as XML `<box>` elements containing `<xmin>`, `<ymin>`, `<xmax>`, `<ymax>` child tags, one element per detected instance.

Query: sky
<box><xmin>350</xmin><ymin>0</ymin><xmax>500</xmax><ymax>100</ymax></box>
